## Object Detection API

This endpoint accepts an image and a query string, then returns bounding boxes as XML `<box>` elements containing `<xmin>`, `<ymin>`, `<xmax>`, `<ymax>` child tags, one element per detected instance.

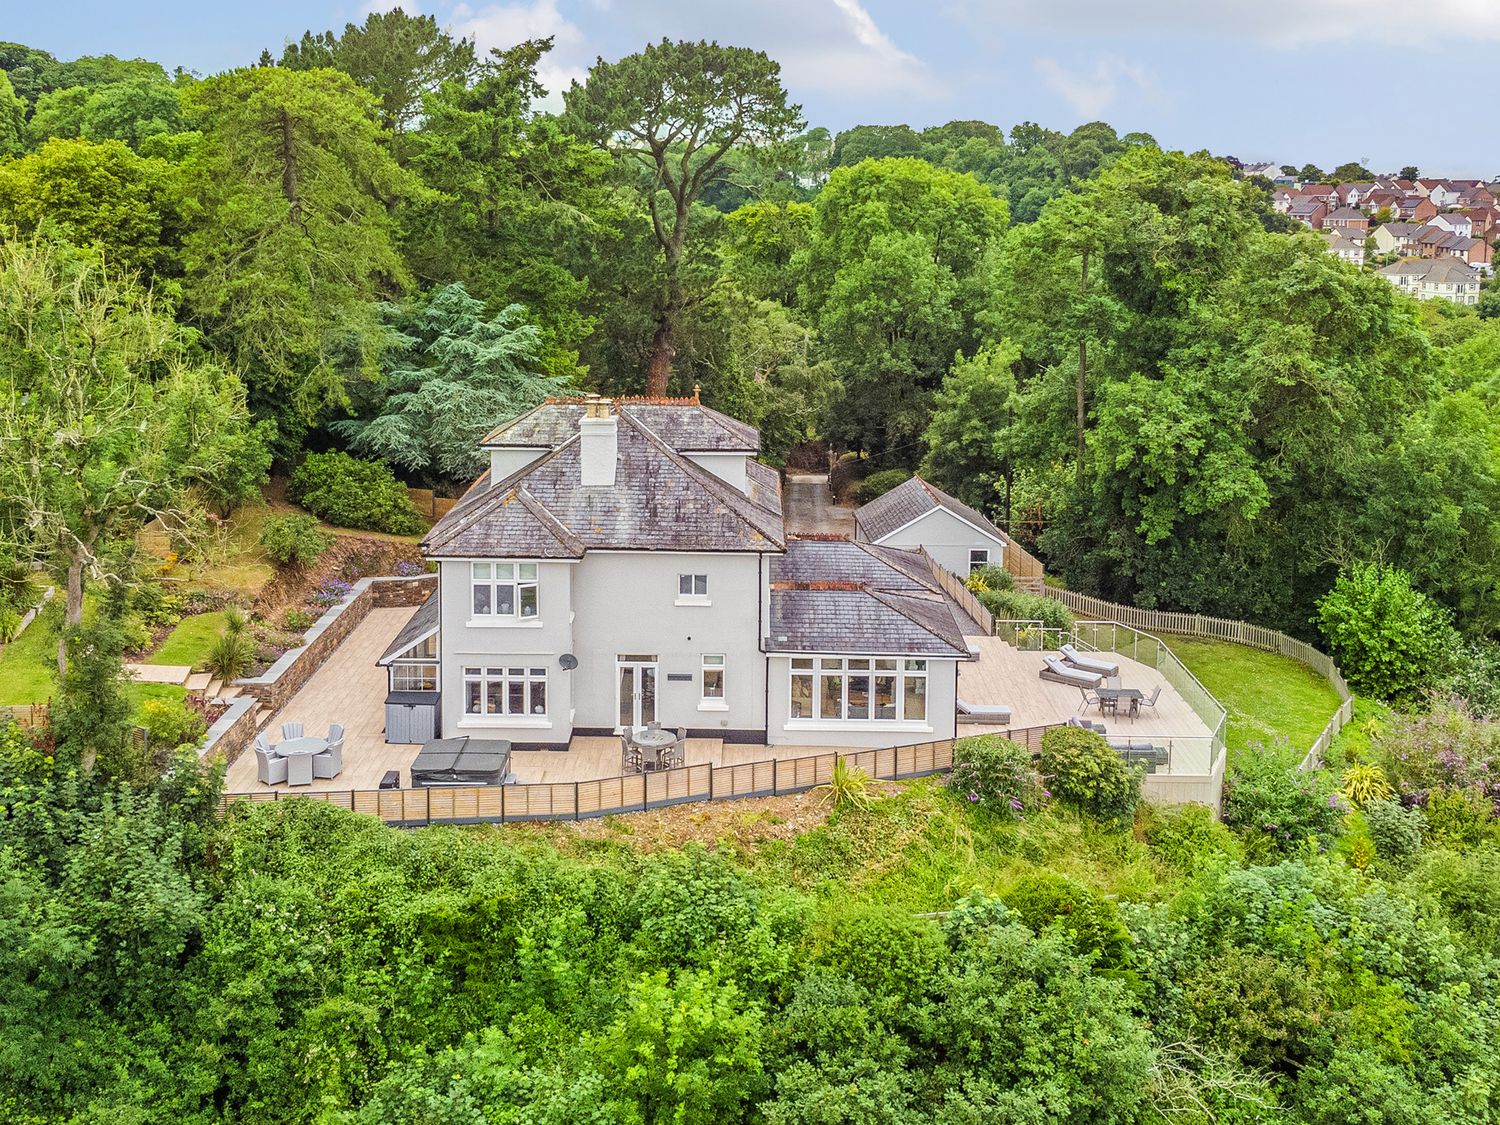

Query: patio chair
<box><xmin>1060</xmin><ymin>643</ymin><xmax>1120</xmax><ymax>680</ymax></box>
<box><xmin>1077</xmin><ymin>687</ymin><xmax>1100</xmax><ymax>714</ymax></box>
<box><xmin>1039</xmin><ymin>656</ymin><xmax>1102</xmax><ymax>688</ymax></box>
<box><xmin>958</xmin><ymin>698</ymin><xmax>1013</xmax><ymax>724</ymax></box>
<box><xmin>1135</xmin><ymin>686</ymin><xmax>1162</xmax><ymax>716</ymax></box>
<box><xmin>255</xmin><ymin>745</ymin><xmax>288</xmax><ymax>785</ymax></box>
<box><xmin>621</xmin><ymin>736</ymin><xmax>643</xmax><ymax>773</ymax></box>
<box><xmin>254</xmin><ymin>733</ymin><xmax>272</xmax><ymax>755</ymax></box>
<box><xmin>313</xmin><ymin>740</ymin><xmax>343</xmax><ymax>779</ymax></box>
<box><xmin>326</xmin><ymin>722</ymin><xmax>345</xmax><ymax>744</ymax></box>
<box><xmin>282</xmin><ymin>721</ymin><xmax>305</xmax><ymax>740</ymax></box>
<box><xmin>676</xmin><ymin>726</ymin><xmax>689</xmax><ymax>747</ymax></box>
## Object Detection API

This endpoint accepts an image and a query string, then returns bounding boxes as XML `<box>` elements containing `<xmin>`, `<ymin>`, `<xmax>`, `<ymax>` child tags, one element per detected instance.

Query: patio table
<box><xmin>275</xmin><ymin>736</ymin><xmax>328</xmax><ymax>786</ymax></box>
<box><xmin>1095</xmin><ymin>687</ymin><xmax>1144</xmax><ymax>719</ymax></box>
<box><xmin>633</xmin><ymin>727</ymin><xmax>678</xmax><ymax>770</ymax></box>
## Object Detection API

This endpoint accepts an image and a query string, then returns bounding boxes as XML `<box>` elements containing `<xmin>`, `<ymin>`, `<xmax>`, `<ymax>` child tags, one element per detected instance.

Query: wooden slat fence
<box><xmin>921</xmin><ymin>548</ymin><xmax>994</xmax><ymax>634</ymax></box>
<box><xmin>1043</xmin><ymin>587</ymin><xmax>1352</xmax><ymax>770</ymax></box>
<box><xmin>222</xmin><ymin>740</ymin><xmax>959</xmax><ymax>827</ymax></box>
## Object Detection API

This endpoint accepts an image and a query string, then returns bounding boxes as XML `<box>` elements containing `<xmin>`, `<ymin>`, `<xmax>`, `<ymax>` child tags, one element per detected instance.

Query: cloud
<box><xmin>961</xmin><ymin>0</ymin><xmax>1500</xmax><ymax>48</ymax></box>
<box><xmin>767</xmin><ymin>0</ymin><xmax>942</xmax><ymax>99</ymax></box>
<box><xmin>447</xmin><ymin>0</ymin><xmax>590</xmax><ymax>103</ymax></box>
<box><xmin>1034</xmin><ymin>55</ymin><xmax>1160</xmax><ymax>118</ymax></box>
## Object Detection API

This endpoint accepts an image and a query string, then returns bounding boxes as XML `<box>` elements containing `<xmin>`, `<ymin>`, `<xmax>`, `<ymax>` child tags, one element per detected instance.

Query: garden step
<box><xmin>185</xmin><ymin>672</ymin><xmax>213</xmax><ymax>694</ymax></box>
<box><xmin>125</xmin><ymin>662</ymin><xmax>192</xmax><ymax>686</ymax></box>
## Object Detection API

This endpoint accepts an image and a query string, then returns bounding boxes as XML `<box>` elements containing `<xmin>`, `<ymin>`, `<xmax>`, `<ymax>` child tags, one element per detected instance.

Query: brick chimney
<box><xmin>579</xmin><ymin>394</ymin><xmax>617</xmax><ymax>487</ymax></box>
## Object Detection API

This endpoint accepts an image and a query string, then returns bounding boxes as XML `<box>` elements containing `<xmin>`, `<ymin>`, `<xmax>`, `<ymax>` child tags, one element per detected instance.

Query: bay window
<box><xmin>789</xmin><ymin>657</ymin><xmax>928</xmax><ymax>722</ymax></box>
<box><xmin>463</xmin><ymin>666</ymin><xmax>548</xmax><ymax>717</ymax></box>
<box><xmin>472</xmin><ymin>562</ymin><xmax>538</xmax><ymax>619</ymax></box>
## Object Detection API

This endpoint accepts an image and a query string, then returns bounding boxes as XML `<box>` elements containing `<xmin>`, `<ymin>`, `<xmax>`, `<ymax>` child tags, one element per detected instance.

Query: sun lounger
<box><xmin>958</xmin><ymin>699</ymin><xmax>1012</xmax><ymax>725</ymax></box>
<box><xmin>1040</xmin><ymin>656</ymin><xmax>1102</xmax><ymax>688</ymax></box>
<box><xmin>1060</xmin><ymin>644</ymin><xmax>1120</xmax><ymax>679</ymax></box>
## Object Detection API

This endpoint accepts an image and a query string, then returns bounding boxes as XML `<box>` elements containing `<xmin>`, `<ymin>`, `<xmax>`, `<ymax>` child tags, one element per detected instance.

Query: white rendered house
<box><xmin>853</xmin><ymin>474</ymin><xmax>1012</xmax><ymax>578</ymax></box>
<box><xmin>397</xmin><ymin>395</ymin><xmax>975</xmax><ymax>752</ymax></box>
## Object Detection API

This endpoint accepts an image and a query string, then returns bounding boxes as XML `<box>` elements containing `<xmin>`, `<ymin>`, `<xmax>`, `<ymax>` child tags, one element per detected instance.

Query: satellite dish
<box><xmin>559</xmin><ymin>653</ymin><xmax>578</xmax><ymax>670</ymax></box>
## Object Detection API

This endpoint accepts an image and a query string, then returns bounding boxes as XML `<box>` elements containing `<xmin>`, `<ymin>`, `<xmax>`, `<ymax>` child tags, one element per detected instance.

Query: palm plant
<box><xmin>207</xmin><ymin>630</ymin><xmax>255</xmax><ymax>682</ymax></box>
<box><xmin>821</xmin><ymin>757</ymin><xmax>875</xmax><ymax>813</ymax></box>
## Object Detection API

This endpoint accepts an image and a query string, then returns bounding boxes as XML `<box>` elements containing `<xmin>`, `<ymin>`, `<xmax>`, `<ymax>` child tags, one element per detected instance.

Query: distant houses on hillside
<box><xmin>1258</xmin><ymin>168</ymin><xmax>1497</xmax><ymax>297</ymax></box>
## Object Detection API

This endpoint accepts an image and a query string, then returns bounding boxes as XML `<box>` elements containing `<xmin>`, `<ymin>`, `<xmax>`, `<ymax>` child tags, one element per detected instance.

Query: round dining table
<box><xmin>275</xmin><ymin>736</ymin><xmax>328</xmax><ymax>786</ymax></box>
<box><xmin>633</xmin><ymin>727</ymin><xmax>678</xmax><ymax>770</ymax></box>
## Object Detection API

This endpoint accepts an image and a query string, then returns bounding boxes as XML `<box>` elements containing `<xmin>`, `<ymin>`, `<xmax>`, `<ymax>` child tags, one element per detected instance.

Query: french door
<box><xmin>616</xmin><ymin>655</ymin><xmax>658</xmax><ymax>731</ymax></box>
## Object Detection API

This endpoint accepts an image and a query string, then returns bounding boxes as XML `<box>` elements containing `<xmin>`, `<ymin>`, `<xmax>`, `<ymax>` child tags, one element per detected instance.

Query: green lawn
<box><xmin>126</xmin><ymin>682</ymin><xmax>187</xmax><ymax>715</ymax></box>
<box><xmin>147</xmin><ymin>611</ymin><xmax>227</xmax><ymax>668</ymax></box>
<box><xmin>1168</xmin><ymin>636</ymin><xmax>1345</xmax><ymax>762</ymax></box>
<box><xmin>0</xmin><ymin>610</ymin><xmax>60</xmax><ymax>705</ymax></box>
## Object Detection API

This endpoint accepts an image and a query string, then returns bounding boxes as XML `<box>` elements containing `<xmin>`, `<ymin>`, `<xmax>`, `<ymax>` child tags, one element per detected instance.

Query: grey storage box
<box><xmin>385</xmin><ymin>690</ymin><xmax>439</xmax><ymax>744</ymax></box>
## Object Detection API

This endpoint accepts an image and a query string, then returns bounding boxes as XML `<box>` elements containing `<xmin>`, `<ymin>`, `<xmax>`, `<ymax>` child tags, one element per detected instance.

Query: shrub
<box><xmin>1038</xmin><ymin>727</ymin><xmax>1140</xmax><ymax>824</ymax></box>
<box><xmin>259</xmin><ymin>513</ymin><xmax>332</xmax><ymax>568</ymax></box>
<box><xmin>120</xmin><ymin>614</ymin><xmax>153</xmax><ymax>655</ymax></box>
<box><xmin>979</xmin><ymin>587</ymin><xmax>1074</xmax><ymax>632</ymax></box>
<box><xmin>1441</xmin><ymin>640</ymin><xmax>1500</xmax><ymax>719</ymax></box>
<box><xmin>1363</xmin><ymin>798</ymin><xmax>1423</xmax><ymax>863</ymax></box>
<box><xmin>0</xmin><ymin>603</ymin><xmax>20</xmax><ymax>644</ymax></box>
<box><xmin>282</xmin><ymin>608</ymin><xmax>316</xmax><ymax>632</ymax></box>
<box><xmin>1002</xmin><ymin>872</ymin><xmax>1133</xmax><ymax>968</ymax></box>
<box><xmin>206</xmin><ymin>630</ymin><xmax>255</xmax><ymax>682</ymax></box>
<box><xmin>1142</xmin><ymin>802</ymin><xmax>1244</xmax><ymax>870</ymax></box>
<box><xmin>856</xmin><ymin>469</ymin><xmax>910</xmax><ymax>503</ymax></box>
<box><xmin>132</xmin><ymin>583</ymin><xmax>186</xmax><ymax>629</ymax></box>
<box><xmin>1314</xmin><ymin>563</ymin><xmax>1457</xmax><ymax>703</ymax></box>
<box><xmin>949</xmin><ymin>735</ymin><xmax>1045</xmax><ymax>818</ymax></box>
<box><xmin>1340</xmin><ymin>763</ymin><xmax>1395</xmax><ymax>807</ymax></box>
<box><xmin>289</xmin><ymin>451</ymin><xmax>426</xmax><ymax>535</ymax></box>
<box><xmin>311</xmin><ymin>579</ymin><xmax>355</xmax><ymax>608</ymax></box>
<box><xmin>965</xmin><ymin>564</ymin><xmax>1013</xmax><ymax>594</ymax></box>
<box><xmin>1222</xmin><ymin>756</ymin><xmax>1346</xmax><ymax>852</ymax></box>
<box><xmin>1369</xmin><ymin>698</ymin><xmax>1500</xmax><ymax>802</ymax></box>
<box><xmin>1421</xmin><ymin>787</ymin><xmax>1492</xmax><ymax>846</ymax></box>
<box><xmin>137</xmin><ymin>697</ymin><xmax>208</xmax><ymax>749</ymax></box>
<box><xmin>223</xmin><ymin>605</ymin><xmax>249</xmax><ymax>635</ymax></box>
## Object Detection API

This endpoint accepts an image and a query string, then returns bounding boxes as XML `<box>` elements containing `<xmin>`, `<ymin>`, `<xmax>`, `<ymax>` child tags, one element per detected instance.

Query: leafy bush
<box><xmin>1142</xmin><ymin>802</ymin><xmax>1244</xmax><ymax>870</ymax></box>
<box><xmin>0</xmin><ymin>603</ymin><xmax>20</xmax><ymax>643</ymax></box>
<box><xmin>979</xmin><ymin>587</ymin><xmax>1074</xmax><ymax>631</ymax></box>
<box><xmin>311</xmin><ymin>579</ymin><xmax>355</xmax><ymax>607</ymax></box>
<box><xmin>120</xmin><ymin>614</ymin><xmax>153</xmax><ymax>655</ymax></box>
<box><xmin>136</xmin><ymin>697</ymin><xmax>208</xmax><ymax>749</ymax></box>
<box><xmin>131</xmin><ymin>583</ymin><xmax>186</xmax><ymax>629</ymax></box>
<box><xmin>965</xmin><ymin>563</ymin><xmax>1013</xmax><ymax>593</ymax></box>
<box><xmin>258</xmin><ymin>513</ymin><xmax>332</xmax><ymax>568</ymax></box>
<box><xmin>1038</xmin><ymin>727</ymin><xmax>1140</xmax><ymax>824</ymax></box>
<box><xmin>1002</xmin><ymin>872</ymin><xmax>1133</xmax><ymax>968</ymax></box>
<box><xmin>1314</xmin><ymin>563</ymin><xmax>1457</xmax><ymax>702</ymax></box>
<box><xmin>1441</xmin><ymin>640</ymin><xmax>1500</xmax><ymax>719</ymax></box>
<box><xmin>1222</xmin><ymin>756</ymin><xmax>1346</xmax><ymax>852</ymax></box>
<box><xmin>1421</xmin><ymin>787</ymin><xmax>1492</xmax><ymax>846</ymax></box>
<box><xmin>282</xmin><ymin>607</ymin><xmax>316</xmax><ymax>632</ymax></box>
<box><xmin>289</xmin><ymin>451</ymin><xmax>425</xmax><ymax>535</ymax></box>
<box><xmin>1340</xmin><ymin>763</ymin><xmax>1394</xmax><ymax>807</ymax></box>
<box><xmin>949</xmin><ymin>735</ymin><xmax>1045</xmax><ymax>818</ymax></box>
<box><xmin>856</xmin><ymin>469</ymin><xmax>910</xmax><ymax>503</ymax></box>
<box><xmin>1369</xmin><ymin>698</ymin><xmax>1500</xmax><ymax>803</ymax></box>
<box><xmin>206</xmin><ymin>630</ymin><xmax>255</xmax><ymax>681</ymax></box>
<box><xmin>1363</xmin><ymin>799</ymin><xmax>1423</xmax><ymax>863</ymax></box>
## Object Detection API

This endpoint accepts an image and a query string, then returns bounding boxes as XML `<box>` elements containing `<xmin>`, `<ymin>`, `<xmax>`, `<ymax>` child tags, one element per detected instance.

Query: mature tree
<box><xmin>275</xmin><ymin>8</ymin><xmax>475</xmax><ymax>149</ymax></box>
<box><xmin>565</xmin><ymin>39</ymin><xmax>803</xmax><ymax>396</ymax></box>
<box><xmin>0</xmin><ymin>238</ymin><xmax>263</xmax><ymax>676</ymax></box>
<box><xmin>77</xmin><ymin>76</ymin><xmax>185</xmax><ymax>149</ymax></box>
<box><xmin>181</xmin><ymin>66</ymin><xmax>419</xmax><ymax>437</ymax></box>
<box><xmin>921</xmin><ymin>341</ymin><xmax>1022</xmax><ymax>522</ymax></box>
<box><xmin>1399</xmin><ymin>165</ymin><xmax>1420</xmax><ymax>180</ymax></box>
<box><xmin>403</xmin><ymin>38</ymin><xmax>609</xmax><ymax>379</ymax></box>
<box><xmin>1298</xmin><ymin>162</ymin><xmax>1326</xmax><ymax>181</ymax></box>
<box><xmin>830</xmin><ymin>123</ymin><xmax>926</xmax><ymax>167</ymax></box>
<box><xmin>0</xmin><ymin>41</ymin><xmax>61</xmax><ymax>104</ymax></box>
<box><xmin>800</xmin><ymin>158</ymin><xmax>1008</xmax><ymax>460</ymax></box>
<box><xmin>0</xmin><ymin>137</ymin><xmax>186</xmax><ymax>279</ymax></box>
<box><xmin>25</xmin><ymin>86</ymin><xmax>90</xmax><ymax>144</ymax></box>
<box><xmin>0</xmin><ymin>70</ymin><xmax>24</xmax><ymax>157</ymax></box>
<box><xmin>1331</xmin><ymin>160</ymin><xmax>1374</xmax><ymax>182</ymax></box>
<box><xmin>334</xmin><ymin>283</ymin><xmax>558</xmax><ymax>483</ymax></box>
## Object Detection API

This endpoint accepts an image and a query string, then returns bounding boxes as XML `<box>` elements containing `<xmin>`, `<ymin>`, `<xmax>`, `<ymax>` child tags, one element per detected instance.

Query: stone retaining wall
<box><xmin>199</xmin><ymin>696</ymin><xmax>258</xmax><ymax>768</ymax></box>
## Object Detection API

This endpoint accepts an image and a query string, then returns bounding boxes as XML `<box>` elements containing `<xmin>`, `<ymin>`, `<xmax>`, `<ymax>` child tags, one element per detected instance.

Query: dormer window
<box><xmin>472</xmin><ymin>562</ymin><xmax>538</xmax><ymax>619</ymax></box>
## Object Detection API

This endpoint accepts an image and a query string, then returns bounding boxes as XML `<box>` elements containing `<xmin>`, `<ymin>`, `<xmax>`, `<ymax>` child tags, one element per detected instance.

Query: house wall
<box><xmin>569</xmin><ymin>551</ymin><xmax>771</xmax><ymax>739</ymax></box>
<box><xmin>438</xmin><ymin>559</ymin><xmax>577</xmax><ymax>748</ymax></box>
<box><xmin>684</xmin><ymin>451</ymin><xmax>749</xmax><ymax>493</ymax></box>
<box><xmin>764</xmin><ymin>655</ymin><xmax>959</xmax><ymax>747</ymax></box>
<box><xmin>488</xmin><ymin>447</ymin><xmax>547</xmax><ymax>483</ymax></box>
<box><xmin>874</xmin><ymin>507</ymin><xmax>1007</xmax><ymax>577</ymax></box>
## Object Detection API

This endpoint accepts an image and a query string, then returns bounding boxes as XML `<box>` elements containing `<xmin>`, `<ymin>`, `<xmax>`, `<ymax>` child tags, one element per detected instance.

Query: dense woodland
<box><xmin>4</xmin><ymin>12</ymin><xmax>1500</xmax><ymax>1124</ymax></box>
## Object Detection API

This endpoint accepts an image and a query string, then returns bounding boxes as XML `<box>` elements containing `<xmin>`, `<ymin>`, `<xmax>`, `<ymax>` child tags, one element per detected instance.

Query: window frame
<box><xmin>389</xmin><ymin>663</ymin><xmax>438</xmax><ymax>692</ymax></box>
<box><xmin>700</xmin><ymin>653</ymin><xmax>726</xmax><ymax>708</ymax></box>
<box><xmin>789</xmin><ymin>656</ymin><xmax>928</xmax><ymax>724</ymax></box>
<box><xmin>968</xmin><ymin>548</ymin><xmax>990</xmax><ymax>573</ymax></box>
<box><xmin>470</xmin><ymin>561</ymin><xmax>540</xmax><ymax>622</ymax></box>
<box><xmin>462</xmin><ymin>665</ymin><xmax>548</xmax><ymax>718</ymax></box>
<box><xmin>676</xmin><ymin>572</ymin><xmax>710</xmax><ymax>605</ymax></box>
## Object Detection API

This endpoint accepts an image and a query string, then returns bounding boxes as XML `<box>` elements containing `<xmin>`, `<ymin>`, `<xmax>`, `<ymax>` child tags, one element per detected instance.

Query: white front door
<box><xmin>616</xmin><ymin>655</ymin><xmax>658</xmax><ymax>731</ymax></box>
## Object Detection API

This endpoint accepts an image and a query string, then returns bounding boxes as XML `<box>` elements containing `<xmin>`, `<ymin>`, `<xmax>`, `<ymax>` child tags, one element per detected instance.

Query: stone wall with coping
<box><xmin>219</xmin><ymin>574</ymin><xmax>436</xmax><ymax>760</ymax></box>
<box><xmin>199</xmin><ymin>696</ymin><xmax>258</xmax><ymax>768</ymax></box>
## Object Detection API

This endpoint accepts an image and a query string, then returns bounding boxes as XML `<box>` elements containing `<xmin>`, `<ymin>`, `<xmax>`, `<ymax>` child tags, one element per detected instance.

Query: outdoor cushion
<box><xmin>1060</xmin><ymin>644</ymin><xmax>1120</xmax><ymax>679</ymax></box>
<box><xmin>957</xmin><ymin>699</ymin><xmax>1012</xmax><ymax>724</ymax></box>
<box><xmin>1040</xmin><ymin>657</ymin><xmax>1102</xmax><ymax>688</ymax></box>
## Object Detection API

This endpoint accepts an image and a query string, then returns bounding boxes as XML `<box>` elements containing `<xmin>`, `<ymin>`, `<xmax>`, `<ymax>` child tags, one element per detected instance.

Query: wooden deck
<box><xmin>957</xmin><ymin>635</ymin><xmax>1216</xmax><ymax>774</ymax></box>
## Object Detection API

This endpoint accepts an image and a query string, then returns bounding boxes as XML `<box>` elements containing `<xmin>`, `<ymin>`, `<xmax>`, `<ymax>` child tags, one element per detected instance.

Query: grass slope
<box><xmin>1168</xmin><ymin>636</ymin><xmax>1343</xmax><ymax>762</ymax></box>
<box><xmin>147</xmin><ymin>612</ymin><xmax>227</xmax><ymax>668</ymax></box>
<box><xmin>0</xmin><ymin>611</ymin><xmax>59</xmax><ymax>705</ymax></box>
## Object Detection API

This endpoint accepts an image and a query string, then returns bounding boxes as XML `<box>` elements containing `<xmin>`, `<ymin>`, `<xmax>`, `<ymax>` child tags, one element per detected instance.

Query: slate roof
<box><xmin>379</xmin><ymin>592</ymin><xmax>440</xmax><ymax>664</ymax></box>
<box><xmin>423</xmin><ymin>410</ymin><xmax>785</xmax><ymax>558</ymax></box>
<box><xmin>853</xmin><ymin>475</ymin><xmax>1009</xmax><ymax>548</ymax></box>
<box><xmin>1380</xmin><ymin>257</ymin><xmax>1481</xmax><ymax>284</ymax></box>
<box><xmin>480</xmin><ymin>397</ymin><xmax>759</xmax><ymax>452</ymax></box>
<box><xmin>1325</xmin><ymin>206</ymin><xmax>1367</xmax><ymax>223</ymax></box>
<box><xmin>766</xmin><ymin>537</ymin><xmax>974</xmax><ymax>657</ymax></box>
